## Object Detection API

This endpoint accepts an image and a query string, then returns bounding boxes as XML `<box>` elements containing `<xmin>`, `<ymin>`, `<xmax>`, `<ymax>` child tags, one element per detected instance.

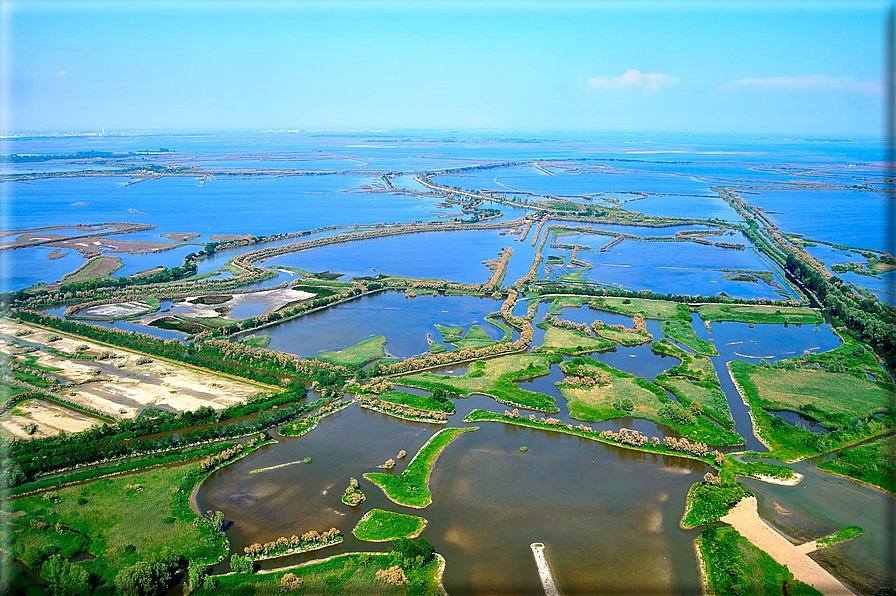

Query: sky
<box><xmin>1</xmin><ymin>1</ymin><xmax>891</xmax><ymax>137</ymax></box>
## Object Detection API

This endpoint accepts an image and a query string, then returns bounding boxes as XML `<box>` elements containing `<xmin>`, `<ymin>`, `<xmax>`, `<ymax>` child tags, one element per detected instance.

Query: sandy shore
<box><xmin>752</xmin><ymin>472</ymin><xmax>803</xmax><ymax>486</ymax></box>
<box><xmin>721</xmin><ymin>497</ymin><xmax>855</xmax><ymax>595</ymax></box>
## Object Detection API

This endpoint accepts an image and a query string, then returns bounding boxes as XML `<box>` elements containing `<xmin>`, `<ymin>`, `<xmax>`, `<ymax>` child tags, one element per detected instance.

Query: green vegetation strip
<box><xmin>588</xmin><ymin>296</ymin><xmax>683</xmax><ymax>320</ymax></box>
<box><xmin>652</xmin><ymin>340</ymin><xmax>734</xmax><ymax>428</ymax></box>
<box><xmin>191</xmin><ymin>552</ymin><xmax>444</xmax><ymax>596</ymax></box>
<box><xmin>7</xmin><ymin>460</ymin><xmax>225</xmax><ymax>590</ymax></box>
<box><xmin>536</xmin><ymin>322</ymin><xmax>615</xmax><ymax>355</ymax></box>
<box><xmin>463</xmin><ymin>409</ymin><xmax>719</xmax><ymax>466</ymax></box>
<box><xmin>697</xmin><ymin>525</ymin><xmax>822</xmax><ymax>596</ymax></box>
<box><xmin>375</xmin><ymin>389</ymin><xmax>456</xmax><ymax>414</ymax></box>
<box><xmin>696</xmin><ymin>303</ymin><xmax>822</xmax><ymax>325</ymax></box>
<box><xmin>10</xmin><ymin>443</ymin><xmax>232</xmax><ymax>497</ymax></box>
<box><xmin>364</xmin><ymin>427</ymin><xmax>477</xmax><ymax>508</ymax></box>
<box><xmin>352</xmin><ymin>509</ymin><xmax>428</xmax><ymax>542</ymax></box>
<box><xmin>815</xmin><ymin>526</ymin><xmax>863</xmax><ymax>549</ymax></box>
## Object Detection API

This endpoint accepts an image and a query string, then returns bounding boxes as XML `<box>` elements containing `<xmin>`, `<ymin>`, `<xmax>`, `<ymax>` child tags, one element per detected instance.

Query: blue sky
<box><xmin>2</xmin><ymin>1</ymin><xmax>889</xmax><ymax>137</ymax></box>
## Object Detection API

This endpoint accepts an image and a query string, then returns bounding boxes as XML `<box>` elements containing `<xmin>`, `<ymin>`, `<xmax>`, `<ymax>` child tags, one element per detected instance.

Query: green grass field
<box><xmin>352</xmin><ymin>509</ymin><xmax>427</xmax><ymax>542</ymax></box>
<box><xmin>697</xmin><ymin>526</ymin><xmax>822</xmax><ymax>596</ymax></box>
<box><xmin>4</xmin><ymin>459</ymin><xmax>224</xmax><ymax>587</ymax></box>
<box><xmin>652</xmin><ymin>340</ymin><xmax>734</xmax><ymax>427</ymax></box>
<box><xmin>588</xmin><ymin>296</ymin><xmax>685</xmax><ymax>320</ymax></box>
<box><xmin>591</xmin><ymin>320</ymin><xmax>652</xmax><ymax>346</ymax></box>
<box><xmin>434</xmin><ymin>324</ymin><xmax>464</xmax><ymax>343</ymax></box>
<box><xmin>364</xmin><ymin>427</ymin><xmax>477</xmax><ymax>508</ymax></box>
<box><xmin>559</xmin><ymin>358</ymin><xmax>668</xmax><ymax>422</ymax></box>
<box><xmin>536</xmin><ymin>323</ymin><xmax>614</xmax><ymax>355</ymax></box>
<box><xmin>401</xmin><ymin>353</ymin><xmax>560</xmax><ymax>413</ymax></box>
<box><xmin>314</xmin><ymin>335</ymin><xmax>388</xmax><ymax>368</ymax></box>
<box><xmin>729</xmin><ymin>361</ymin><xmax>894</xmax><ymax>461</ymax></box>
<box><xmin>450</xmin><ymin>325</ymin><xmax>498</xmax><ymax>350</ymax></box>
<box><xmin>193</xmin><ymin>552</ymin><xmax>444</xmax><ymax>596</ymax></box>
<box><xmin>547</xmin><ymin>295</ymin><xmax>592</xmax><ymax>314</ymax></box>
<box><xmin>738</xmin><ymin>365</ymin><xmax>891</xmax><ymax>428</ymax></box>
<box><xmin>696</xmin><ymin>304</ymin><xmax>823</xmax><ymax>325</ymax></box>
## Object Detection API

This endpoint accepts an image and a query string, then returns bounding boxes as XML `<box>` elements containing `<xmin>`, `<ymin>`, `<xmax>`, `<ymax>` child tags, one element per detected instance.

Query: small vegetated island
<box><xmin>2</xmin><ymin>143</ymin><xmax>894</xmax><ymax>596</ymax></box>
<box><xmin>353</xmin><ymin>508</ymin><xmax>428</xmax><ymax>542</ymax></box>
<box><xmin>365</xmin><ymin>427</ymin><xmax>477</xmax><ymax>508</ymax></box>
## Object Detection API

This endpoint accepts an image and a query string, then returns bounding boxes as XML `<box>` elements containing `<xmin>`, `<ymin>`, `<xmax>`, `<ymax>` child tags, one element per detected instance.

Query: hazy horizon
<box><xmin>2</xmin><ymin>1</ymin><xmax>890</xmax><ymax>138</ymax></box>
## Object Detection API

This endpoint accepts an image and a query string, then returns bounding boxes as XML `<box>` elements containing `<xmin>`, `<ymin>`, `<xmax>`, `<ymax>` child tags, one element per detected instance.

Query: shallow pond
<box><xmin>264</xmin><ymin>228</ymin><xmax>536</xmax><ymax>286</ymax></box>
<box><xmin>196</xmin><ymin>396</ymin><xmax>709</xmax><ymax>595</ymax></box>
<box><xmin>261</xmin><ymin>292</ymin><xmax>505</xmax><ymax>359</ymax></box>
<box><xmin>747</xmin><ymin>189</ymin><xmax>890</xmax><ymax>253</ymax></box>
<box><xmin>565</xmin><ymin>238</ymin><xmax>789</xmax><ymax>300</ymax></box>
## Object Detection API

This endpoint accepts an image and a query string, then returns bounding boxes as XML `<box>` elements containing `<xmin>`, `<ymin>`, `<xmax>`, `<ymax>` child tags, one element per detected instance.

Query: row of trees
<box><xmin>358</xmin><ymin>395</ymin><xmax>450</xmax><ymax>422</ymax></box>
<box><xmin>242</xmin><ymin>528</ymin><xmax>342</xmax><ymax>560</ymax></box>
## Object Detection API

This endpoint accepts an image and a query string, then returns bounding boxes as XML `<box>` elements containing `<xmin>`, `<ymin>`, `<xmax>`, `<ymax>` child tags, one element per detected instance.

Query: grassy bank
<box><xmin>816</xmin><ymin>526</ymin><xmax>863</xmax><ymax>549</ymax></box>
<box><xmin>652</xmin><ymin>340</ymin><xmax>734</xmax><ymax>428</ymax></box>
<box><xmin>660</xmin><ymin>319</ymin><xmax>718</xmax><ymax>356</ymax></box>
<box><xmin>817</xmin><ymin>436</ymin><xmax>896</xmax><ymax>494</ymax></box>
<box><xmin>5</xmin><ymin>458</ymin><xmax>227</xmax><ymax>589</ymax></box>
<box><xmin>535</xmin><ymin>321</ymin><xmax>615</xmax><ymax>355</ymax></box>
<box><xmin>696</xmin><ymin>304</ymin><xmax>822</xmax><ymax>325</ymax></box>
<box><xmin>729</xmin><ymin>360</ymin><xmax>894</xmax><ymax>461</ymax></box>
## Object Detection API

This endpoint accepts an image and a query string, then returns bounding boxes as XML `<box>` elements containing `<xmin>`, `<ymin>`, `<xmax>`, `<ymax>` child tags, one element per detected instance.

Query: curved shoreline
<box><xmin>726</xmin><ymin>361</ymin><xmax>772</xmax><ymax>451</ymax></box>
<box><xmin>693</xmin><ymin>539</ymin><xmax>709</xmax><ymax>596</ymax></box>
<box><xmin>814</xmin><ymin>462</ymin><xmax>896</xmax><ymax>497</ymax></box>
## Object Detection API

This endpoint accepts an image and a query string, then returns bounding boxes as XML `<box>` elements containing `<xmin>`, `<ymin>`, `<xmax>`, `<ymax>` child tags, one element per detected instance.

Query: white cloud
<box><xmin>57</xmin><ymin>70</ymin><xmax>67</xmax><ymax>78</ymax></box>
<box><xmin>587</xmin><ymin>69</ymin><xmax>679</xmax><ymax>93</ymax></box>
<box><xmin>722</xmin><ymin>74</ymin><xmax>881</xmax><ymax>96</ymax></box>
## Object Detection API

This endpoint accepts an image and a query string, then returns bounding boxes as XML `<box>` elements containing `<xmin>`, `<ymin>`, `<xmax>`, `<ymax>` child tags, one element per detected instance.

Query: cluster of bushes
<box><xmin>342</xmin><ymin>478</ymin><xmax>366</xmax><ymax>506</ymax></box>
<box><xmin>386</xmin><ymin>537</ymin><xmax>435</xmax><ymax>571</ymax></box>
<box><xmin>358</xmin><ymin>395</ymin><xmax>449</xmax><ymax>422</ymax></box>
<box><xmin>658</xmin><ymin>401</ymin><xmax>699</xmax><ymax>426</ymax></box>
<box><xmin>199</xmin><ymin>434</ymin><xmax>265</xmax><ymax>472</ymax></box>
